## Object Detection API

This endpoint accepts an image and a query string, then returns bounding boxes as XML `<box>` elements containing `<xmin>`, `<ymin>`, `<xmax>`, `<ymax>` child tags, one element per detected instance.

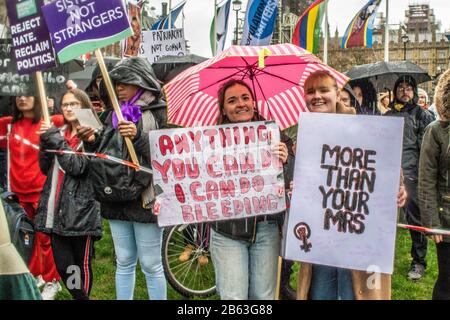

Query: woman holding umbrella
<box><xmin>210</xmin><ymin>79</ymin><xmax>295</xmax><ymax>300</ymax></box>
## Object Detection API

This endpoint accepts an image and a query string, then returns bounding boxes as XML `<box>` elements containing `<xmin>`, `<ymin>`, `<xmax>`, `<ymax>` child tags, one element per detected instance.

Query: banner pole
<box><xmin>168</xmin><ymin>0</ymin><xmax>173</xmax><ymax>28</ymax></box>
<box><xmin>213</xmin><ymin>0</ymin><xmax>218</xmax><ymax>55</ymax></box>
<box><xmin>275</xmin><ymin>256</ymin><xmax>282</xmax><ymax>300</ymax></box>
<box><xmin>384</xmin><ymin>0</ymin><xmax>389</xmax><ymax>62</ymax></box>
<box><xmin>35</xmin><ymin>71</ymin><xmax>50</xmax><ymax>123</ymax></box>
<box><xmin>94</xmin><ymin>48</ymin><xmax>139</xmax><ymax>166</ymax></box>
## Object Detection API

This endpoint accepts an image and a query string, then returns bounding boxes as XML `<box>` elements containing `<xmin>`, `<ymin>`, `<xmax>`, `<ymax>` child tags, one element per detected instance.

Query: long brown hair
<box><xmin>60</xmin><ymin>88</ymin><xmax>93</xmax><ymax>110</ymax></box>
<box><xmin>60</xmin><ymin>88</ymin><xmax>101</xmax><ymax>125</ymax></box>
<box><xmin>216</xmin><ymin>79</ymin><xmax>264</xmax><ymax>124</ymax></box>
<box><xmin>12</xmin><ymin>96</ymin><xmax>42</xmax><ymax>124</ymax></box>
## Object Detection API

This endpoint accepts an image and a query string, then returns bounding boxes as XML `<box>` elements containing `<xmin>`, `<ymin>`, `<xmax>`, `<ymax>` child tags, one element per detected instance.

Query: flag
<box><xmin>151</xmin><ymin>0</ymin><xmax>187</xmax><ymax>30</ymax></box>
<box><xmin>341</xmin><ymin>0</ymin><xmax>382</xmax><ymax>49</ymax></box>
<box><xmin>291</xmin><ymin>0</ymin><xmax>326</xmax><ymax>54</ymax></box>
<box><xmin>210</xmin><ymin>0</ymin><xmax>231</xmax><ymax>55</ymax></box>
<box><xmin>240</xmin><ymin>0</ymin><xmax>278</xmax><ymax>46</ymax></box>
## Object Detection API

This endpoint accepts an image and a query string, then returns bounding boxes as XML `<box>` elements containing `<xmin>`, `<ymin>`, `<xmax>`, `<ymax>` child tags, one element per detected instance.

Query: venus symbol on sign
<box><xmin>294</xmin><ymin>222</ymin><xmax>312</xmax><ymax>253</ymax></box>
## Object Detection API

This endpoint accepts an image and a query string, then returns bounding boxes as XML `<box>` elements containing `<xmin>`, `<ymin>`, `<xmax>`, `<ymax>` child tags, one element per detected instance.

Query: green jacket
<box><xmin>418</xmin><ymin>120</ymin><xmax>450</xmax><ymax>242</ymax></box>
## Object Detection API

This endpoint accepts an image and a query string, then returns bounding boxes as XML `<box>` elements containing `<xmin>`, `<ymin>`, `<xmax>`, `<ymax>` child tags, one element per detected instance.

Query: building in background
<box><xmin>319</xmin><ymin>3</ymin><xmax>449</xmax><ymax>96</ymax></box>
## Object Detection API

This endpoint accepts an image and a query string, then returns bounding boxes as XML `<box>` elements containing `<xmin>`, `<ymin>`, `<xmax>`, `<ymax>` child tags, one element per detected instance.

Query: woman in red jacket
<box><xmin>0</xmin><ymin>96</ymin><xmax>63</xmax><ymax>300</ymax></box>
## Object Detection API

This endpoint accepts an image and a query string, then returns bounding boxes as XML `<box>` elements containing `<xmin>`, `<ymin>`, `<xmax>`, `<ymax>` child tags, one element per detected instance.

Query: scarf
<box><xmin>112</xmin><ymin>89</ymin><xmax>143</xmax><ymax>129</ymax></box>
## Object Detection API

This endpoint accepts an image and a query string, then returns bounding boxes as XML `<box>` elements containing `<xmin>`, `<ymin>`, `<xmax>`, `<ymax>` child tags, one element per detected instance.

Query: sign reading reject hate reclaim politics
<box><xmin>149</xmin><ymin>122</ymin><xmax>287</xmax><ymax>227</ymax></box>
<box><xmin>6</xmin><ymin>0</ymin><xmax>57</xmax><ymax>75</ymax></box>
<box><xmin>42</xmin><ymin>0</ymin><xmax>132</xmax><ymax>63</ymax></box>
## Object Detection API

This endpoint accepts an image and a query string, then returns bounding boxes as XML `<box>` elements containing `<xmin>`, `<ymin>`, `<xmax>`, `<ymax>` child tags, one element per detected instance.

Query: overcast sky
<box><xmin>147</xmin><ymin>0</ymin><xmax>450</xmax><ymax>58</ymax></box>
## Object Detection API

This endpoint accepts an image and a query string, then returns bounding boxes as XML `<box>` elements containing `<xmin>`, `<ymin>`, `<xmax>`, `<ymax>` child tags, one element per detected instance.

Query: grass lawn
<box><xmin>56</xmin><ymin>223</ymin><xmax>437</xmax><ymax>300</ymax></box>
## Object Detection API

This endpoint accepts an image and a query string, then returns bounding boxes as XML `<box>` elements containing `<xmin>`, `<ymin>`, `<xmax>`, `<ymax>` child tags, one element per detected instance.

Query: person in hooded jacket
<box><xmin>77</xmin><ymin>57</ymin><xmax>166</xmax><ymax>300</ymax></box>
<box><xmin>419</xmin><ymin>68</ymin><xmax>450</xmax><ymax>300</ymax></box>
<box><xmin>210</xmin><ymin>79</ymin><xmax>295</xmax><ymax>300</ymax></box>
<box><xmin>35</xmin><ymin>89</ymin><xmax>102</xmax><ymax>300</ymax></box>
<box><xmin>385</xmin><ymin>75</ymin><xmax>435</xmax><ymax>280</ymax></box>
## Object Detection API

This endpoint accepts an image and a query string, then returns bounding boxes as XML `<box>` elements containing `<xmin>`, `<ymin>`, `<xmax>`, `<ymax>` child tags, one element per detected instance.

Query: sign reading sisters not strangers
<box><xmin>149</xmin><ymin>122</ymin><xmax>287</xmax><ymax>227</ymax></box>
<box><xmin>283</xmin><ymin>113</ymin><xmax>404</xmax><ymax>274</ymax></box>
<box><xmin>6</xmin><ymin>0</ymin><xmax>57</xmax><ymax>75</ymax></box>
<box><xmin>42</xmin><ymin>0</ymin><xmax>132</xmax><ymax>63</ymax></box>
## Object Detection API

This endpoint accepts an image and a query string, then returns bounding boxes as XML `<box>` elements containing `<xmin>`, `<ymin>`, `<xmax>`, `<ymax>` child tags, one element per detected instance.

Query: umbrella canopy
<box><xmin>164</xmin><ymin>44</ymin><xmax>349</xmax><ymax>130</ymax></box>
<box><xmin>152</xmin><ymin>54</ymin><xmax>208</xmax><ymax>83</ymax></box>
<box><xmin>345</xmin><ymin>61</ymin><xmax>432</xmax><ymax>92</ymax></box>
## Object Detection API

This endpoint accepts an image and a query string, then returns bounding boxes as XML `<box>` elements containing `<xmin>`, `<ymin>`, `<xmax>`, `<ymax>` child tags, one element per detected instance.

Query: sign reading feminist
<box><xmin>149</xmin><ymin>122</ymin><xmax>287</xmax><ymax>227</ymax></box>
<box><xmin>6</xmin><ymin>0</ymin><xmax>57</xmax><ymax>75</ymax></box>
<box><xmin>283</xmin><ymin>113</ymin><xmax>404</xmax><ymax>274</ymax></box>
<box><xmin>42</xmin><ymin>0</ymin><xmax>132</xmax><ymax>63</ymax></box>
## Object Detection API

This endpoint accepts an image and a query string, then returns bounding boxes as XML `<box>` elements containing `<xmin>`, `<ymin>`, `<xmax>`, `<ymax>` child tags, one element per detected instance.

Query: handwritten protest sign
<box><xmin>141</xmin><ymin>29</ymin><xmax>186</xmax><ymax>63</ymax></box>
<box><xmin>283</xmin><ymin>113</ymin><xmax>404</xmax><ymax>274</ymax></box>
<box><xmin>0</xmin><ymin>40</ymin><xmax>69</xmax><ymax>97</ymax></box>
<box><xmin>42</xmin><ymin>0</ymin><xmax>132</xmax><ymax>63</ymax></box>
<box><xmin>6</xmin><ymin>0</ymin><xmax>57</xmax><ymax>75</ymax></box>
<box><xmin>149</xmin><ymin>122</ymin><xmax>286</xmax><ymax>227</ymax></box>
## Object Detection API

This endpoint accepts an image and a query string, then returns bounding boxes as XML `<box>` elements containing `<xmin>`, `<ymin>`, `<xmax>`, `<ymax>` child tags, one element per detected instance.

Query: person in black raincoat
<box><xmin>35</xmin><ymin>89</ymin><xmax>102</xmax><ymax>300</ymax></box>
<box><xmin>385</xmin><ymin>75</ymin><xmax>435</xmax><ymax>280</ymax></box>
<box><xmin>77</xmin><ymin>57</ymin><xmax>166</xmax><ymax>300</ymax></box>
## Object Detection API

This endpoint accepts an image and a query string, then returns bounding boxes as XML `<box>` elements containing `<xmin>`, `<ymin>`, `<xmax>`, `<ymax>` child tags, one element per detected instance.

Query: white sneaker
<box><xmin>41</xmin><ymin>280</ymin><xmax>62</xmax><ymax>300</ymax></box>
<box><xmin>35</xmin><ymin>275</ymin><xmax>45</xmax><ymax>289</ymax></box>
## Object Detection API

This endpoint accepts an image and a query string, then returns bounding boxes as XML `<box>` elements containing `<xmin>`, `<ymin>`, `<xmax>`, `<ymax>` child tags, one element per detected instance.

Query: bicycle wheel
<box><xmin>162</xmin><ymin>223</ymin><xmax>216</xmax><ymax>298</ymax></box>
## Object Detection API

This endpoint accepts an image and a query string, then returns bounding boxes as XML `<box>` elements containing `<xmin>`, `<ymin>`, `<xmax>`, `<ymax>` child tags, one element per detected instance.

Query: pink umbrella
<box><xmin>164</xmin><ymin>44</ymin><xmax>349</xmax><ymax>130</ymax></box>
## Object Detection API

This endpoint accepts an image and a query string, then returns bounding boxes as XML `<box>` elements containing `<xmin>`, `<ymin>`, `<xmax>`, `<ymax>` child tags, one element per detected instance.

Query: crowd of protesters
<box><xmin>0</xmin><ymin>54</ymin><xmax>448</xmax><ymax>302</ymax></box>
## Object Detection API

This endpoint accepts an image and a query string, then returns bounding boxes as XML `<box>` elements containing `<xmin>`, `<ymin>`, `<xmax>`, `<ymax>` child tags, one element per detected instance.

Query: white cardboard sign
<box><xmin>149</xmin><ymin>121</ymin><xmax>286</xmax><ymax>227</ymax></box>
<box><xmin>141</xmin><ymin>28</ymin><xmax>187</xmax><ymax>63</ymax></box>
<box><xmin>283</xmin><ymin>113</ymin><xmax>404</xmax><ymax>274</ymax></box>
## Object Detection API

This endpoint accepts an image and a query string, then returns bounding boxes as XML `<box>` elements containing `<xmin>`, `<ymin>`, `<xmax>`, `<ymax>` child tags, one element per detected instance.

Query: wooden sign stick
<box><xmin>95</xmin><ymin>48</ymin><xmax>139</xmax><ymax>166</ymax></box>
<box><xmin>35</xmin><ymin>71</ymin><xmax>50</xmax><ymax>123</ymax></box>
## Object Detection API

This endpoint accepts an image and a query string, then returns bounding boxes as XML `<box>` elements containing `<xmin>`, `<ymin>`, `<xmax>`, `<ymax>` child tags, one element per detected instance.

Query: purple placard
<box><xmin>6</xmin><ymin>0</ymin><xmax>57</xmax><ymax>75</ymax></box>
<box><xmin>42</xmin><ymin>0</ymin><xmax>132</xmax><ymax>63</ymax></box>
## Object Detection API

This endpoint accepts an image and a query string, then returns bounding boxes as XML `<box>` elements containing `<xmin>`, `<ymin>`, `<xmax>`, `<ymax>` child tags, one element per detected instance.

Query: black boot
<box><xmin>280</xmin><ymin>259</ymin><xmax>296</xmax><ymax>300</ymax></box>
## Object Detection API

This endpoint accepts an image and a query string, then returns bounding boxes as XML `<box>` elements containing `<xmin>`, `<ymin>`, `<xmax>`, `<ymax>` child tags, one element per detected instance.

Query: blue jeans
<box><xmin>210</xmin><ymin>221</ymin><xmax>280</xmax><ymax>300</ymax></box>
<box><xmin>309</xmin><ymin>264</ymin><xmax>355</xmax><ymax>300</ymax></box>
<box><xmin>109</xmin><ymin>220</ymin><xmax>166</xmax><ymax>300</ymax></box>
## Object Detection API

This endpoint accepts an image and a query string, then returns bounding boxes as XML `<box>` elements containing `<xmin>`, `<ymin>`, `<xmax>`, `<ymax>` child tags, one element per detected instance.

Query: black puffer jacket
<box><xmin>85</xmin><ymin>57</ymin><xmax>160</xmax><ymax>223</ymax></box>
<box><xmin>385</xmin><ymin>76</ymin><xmax>435</xmax><ymax>179</ymax></box>
<box><xmin>211</xmin><ymin>132</ymin><xmax>295</xmax><ymax>242</ymax></box>
<box><xmin>35</xmin><ymin>127</ymin><xmax>102</xmax><ymax>238</ymax></box>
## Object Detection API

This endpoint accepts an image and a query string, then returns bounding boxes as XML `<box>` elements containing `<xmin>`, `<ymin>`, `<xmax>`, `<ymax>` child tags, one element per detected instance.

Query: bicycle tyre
<box><xmin>162</xmin><ymin>224</ymin><xmax>216</xmax><ymax>298</ymax></box>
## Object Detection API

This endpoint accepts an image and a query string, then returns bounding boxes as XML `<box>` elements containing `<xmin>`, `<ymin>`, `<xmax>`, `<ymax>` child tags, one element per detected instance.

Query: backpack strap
<box><xmin>140</xmin><ymin>109</ymin><xmax>158</xmax><ymax>209</ymax></box>
<box><xmin>141</xmin><ymin>109</ymin><xmax>158</xmax><ymax>133</ymax></box>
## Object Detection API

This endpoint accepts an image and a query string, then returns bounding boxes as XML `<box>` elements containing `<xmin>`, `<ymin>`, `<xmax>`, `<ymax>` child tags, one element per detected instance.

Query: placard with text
<box><xmin>283</xmin><ymin>113</ymin><xmax>404</xmax><ymax>274</ymax></box>
<box><xmin>6</xmin><ymin>0</ymin><xmax>57</xmax><ymax>75</ymax></box>
<box><xmin>150</xmin><ymin>121</ymin><xmax>286</xmax><ymax>227</ymax></box>
<box><xmin>42</xmin><ymin>0</ymin><xmax>132</xmax><ymax>63</ymax></box>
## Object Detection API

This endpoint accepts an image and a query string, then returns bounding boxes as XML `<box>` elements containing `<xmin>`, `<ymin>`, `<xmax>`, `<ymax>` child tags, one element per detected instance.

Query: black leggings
<box><xmin>51</xmin><ymin>234</ymin><xmax>94</xmax><ymax>300</ymax></box>
<box><xmin>433</xmin><ymin>242</ymin><xmax>450</xmax><ymax>300</ymax></box>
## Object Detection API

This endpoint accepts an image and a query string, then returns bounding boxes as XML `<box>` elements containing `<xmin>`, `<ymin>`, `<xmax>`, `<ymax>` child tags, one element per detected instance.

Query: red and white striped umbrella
<box><xmin>164</xmin><ymin>44</ymin><xmax>349</xmax><ymax>130</ymax></box>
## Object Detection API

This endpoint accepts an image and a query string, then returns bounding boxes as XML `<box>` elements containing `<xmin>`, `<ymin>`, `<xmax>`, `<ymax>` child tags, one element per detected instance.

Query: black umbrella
<box><xmin>151</xmin><ymin>54</ymin><xmax>208</xmax><ymax>83</ymax></box>
<box><xmin>345</xmin><ymin>61</ymin><xmax>432</xmax><ymax>92</ymax></box>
